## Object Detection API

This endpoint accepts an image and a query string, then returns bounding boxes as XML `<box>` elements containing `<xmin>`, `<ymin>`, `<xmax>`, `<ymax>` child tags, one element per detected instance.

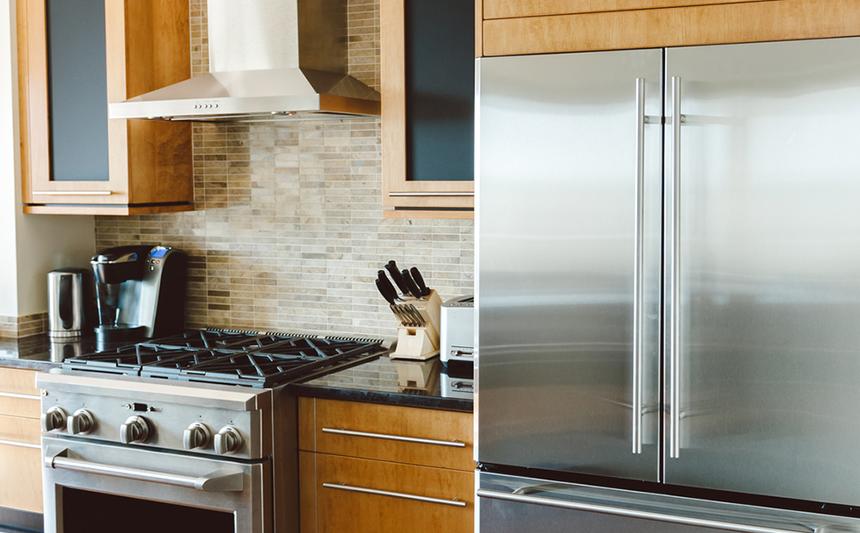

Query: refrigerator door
<box><xmin>478</xmin><ymin>472</ymin><xmax>860</xmax><ymax>533</ymax></box>
<box><xmin>664</xmin><ymin>37</ymin><xmax>860</xmax><ymax>504</ymax></box>
<box><xmin>477</xmin><ymin>49</ymin><xmax>662</xmax><ymax>480</ymax></box>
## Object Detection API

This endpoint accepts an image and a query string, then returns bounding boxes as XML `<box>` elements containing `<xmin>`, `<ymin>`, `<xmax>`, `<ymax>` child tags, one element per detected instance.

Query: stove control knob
<box><xmin>183</xmin><ymin>422</ymin><xmax>211</xmax><ymax>450</ymax></box>
<box><xmin>120</xmin><ymin>416</ymin><xmax>151</xmax><ymax>444</ymax></box>
<box><xmin>67</xmin><ymin>409</ymin><xmax>96</xmax><ymax>435</ymax></box>
<box><xmin>41</xmin><ymin>407</ymin><xmax>67</xmax><ymax>433</ymax></box>
<box><xmin>214</xmin><ymin>426</ymin><xmax>243</xmax><ymax>455</ymax></box>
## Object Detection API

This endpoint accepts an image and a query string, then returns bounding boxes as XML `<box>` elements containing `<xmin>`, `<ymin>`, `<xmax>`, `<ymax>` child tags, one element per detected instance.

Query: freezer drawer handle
<box><xmin>45</xmin><ymin>450</ymin><xmax>244</xmax><ymax>492</ymax></box>
<box><xmin>321</xmin><ymin>427</ymin><xmax>466</xmax><ymax>448</ymax></box>
<box><xmin>323</xmin><ymin>482</ymin><xmax>466</xmax><ymax>507</ymax></box>
<box><xmin>476</xmin><ymin>489</ymin><xmax>816</xmax><ymax>533</ymax></box>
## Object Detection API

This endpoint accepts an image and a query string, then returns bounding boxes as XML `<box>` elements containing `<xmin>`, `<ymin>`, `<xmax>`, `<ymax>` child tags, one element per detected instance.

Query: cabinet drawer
<box><xmin>0</xmin><ymin>395</ymin><xmax>40</xmax><ymax>419</ymax></box>
<box><xmin>0</xmin><ymin>442</ymin><xmax>42</xmax><ymax>513</ymax></box>
<box><xmin>0</xmin><ymin>414</ymin><xmax>40</xmax><ymax>445</ymax></box>
<box><xmin>484</xmin><ymin>0</ymin><xmax>760</xmax><ymax>19</ymax></box>
<box><xmin>0</xmin><ymin>368</ymin><xmax>38</xmax><ymax>396</ymax></box>
<box><xmin>301</xmin><ymin>452</ymin><xmax>473</xmax><ymax>533</ymax></box>
<box><xmin>299</xmin><ymin>398</ymin><xmax>473</xmax><ymax>471</ymax></box>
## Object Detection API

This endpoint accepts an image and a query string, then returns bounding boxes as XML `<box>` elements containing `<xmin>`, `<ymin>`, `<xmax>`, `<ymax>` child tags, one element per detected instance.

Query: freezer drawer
<box><xmin>478</xmin><ymin>473</ymin><xmax>860</xmax><ymax>533</ymax></box>
<box><xmin>477</xmin><ymin>48</ymin><xmax>663</xmax><ymax>481</ymax></box>
<box><xmin>663</xmin><ymin>36</ymin><xmax>860</xmax><ymax>506</ymax></box>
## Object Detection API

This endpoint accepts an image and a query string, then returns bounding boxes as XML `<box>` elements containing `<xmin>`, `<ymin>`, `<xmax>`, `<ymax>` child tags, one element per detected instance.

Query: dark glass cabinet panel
<box><xmin>46</xmin><ymin>0</ymin><xmax>110</xmax><ymax>182</ymax></box>
<box><xmin>405</xmin><ymin>0</ymin><xmax>474</xmax><ymax>181</ymax></box>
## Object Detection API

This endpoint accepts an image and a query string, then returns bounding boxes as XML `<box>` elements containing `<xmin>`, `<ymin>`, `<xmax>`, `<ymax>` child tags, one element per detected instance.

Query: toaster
<box><xmin>440</xmin><ymin>295</ymin><xmax>474</xmax><ymax>365</ymax></box>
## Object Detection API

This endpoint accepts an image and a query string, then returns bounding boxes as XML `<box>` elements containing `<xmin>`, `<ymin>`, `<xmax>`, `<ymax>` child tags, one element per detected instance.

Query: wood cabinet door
<box><xmin>18</xmin><ymin>0</ymin><xmax>129</xmax><ymax>206</ymax></box>
<box><xmin>483</xmin><ymin>0</ymin><xmax>761</xmax><ymax>18</ymax></box>
<box><xmin>381</xmin><ymin>0</ymin><xmax>475</xmax><ymax>216</ymax></box>
<box><xmin>301</xmin><ymin>452</ymin><xmax>473</xmax><ymax>533</ymax></box>
<box><xmin>482</xmin><ymin>0</ymin><xmax>860</xmax><ymax>56</ymax></box>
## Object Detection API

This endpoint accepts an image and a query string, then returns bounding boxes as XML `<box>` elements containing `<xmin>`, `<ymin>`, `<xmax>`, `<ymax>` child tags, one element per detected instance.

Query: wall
<box><xmin>0</xmin><ymin>0</ymin><xmax>96</xmax><ymax>337</ymax></box>
<box><xmin>94</xmin><ymin>0</ymin><xmax>475</xmax><ymax>338</ymax></box>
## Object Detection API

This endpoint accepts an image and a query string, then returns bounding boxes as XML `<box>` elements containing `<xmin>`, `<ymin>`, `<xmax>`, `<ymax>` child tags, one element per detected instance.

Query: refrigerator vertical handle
<box><xmin>669</xmin><ymin>76</ymin><xmax>683</xmax><ymax>459</ymax></box>
<box><xmin>632</xmin><ymin>78</ymin><xmax>646</xmax><ymax>455</ymax></box>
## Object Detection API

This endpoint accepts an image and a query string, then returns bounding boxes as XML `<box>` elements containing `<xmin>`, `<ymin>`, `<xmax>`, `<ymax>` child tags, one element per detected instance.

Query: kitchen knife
<box><xmin>385</xmin><ymin>261</ymin><xmax>410</xmax><ymax>296</ymax></box>
<box><xmin>409</xmin><ymin>267</ymin><xmax>431</xmax><ymax>297</ymax></box>
<box><xmin>375</xmin><ymin>277</ymin><xmax>398</xmax><ymax>305</ymax></box>
<box><xmin>401</xmin><ymin>269</ymin><xmax>424</xmax><ymax>299</ymax></box>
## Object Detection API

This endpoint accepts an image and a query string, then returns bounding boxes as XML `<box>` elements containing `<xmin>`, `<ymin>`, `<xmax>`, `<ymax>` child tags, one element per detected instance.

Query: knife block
<box><xmin>390</xmin><ymin>290</ymin><xmax>442</xmax><ymax>361</ymax></box>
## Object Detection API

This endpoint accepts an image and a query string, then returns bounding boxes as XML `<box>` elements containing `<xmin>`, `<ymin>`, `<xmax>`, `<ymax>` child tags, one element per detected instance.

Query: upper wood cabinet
<box><xmin>17</xmin><ymin>0</ymin><xmax>193</xmax><ymax>215</ymax></box>
<box><xmin>480</xmin><ymin>0</ymin><xmax>860</xmax><ymax>56</ymax></box>
<box><xmin>381</xmin><ymin>0</ymin><xmax>475</xmax><ymax>219</ymax></box>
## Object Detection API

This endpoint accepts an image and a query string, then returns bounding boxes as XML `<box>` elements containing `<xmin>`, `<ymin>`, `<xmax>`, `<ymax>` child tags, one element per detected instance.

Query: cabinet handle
<box><xmin>0</xmin><ymin>438</ymin><xmax>40</xmax><ymax>450</ymax></box>
<box><xmin>388</xmin><ymin>192</ymin><xmax>474</xmax><ymax>197</ymax></box>
<box><xmin>321</xmin><ymin>427</ymin><xmax>466</xmax><ymax>448</ymax></box>
<box><xmin>32</xmin><ymin>190</ymin><xmax>113</xmax><ymax>196</ymax></box>
<box><xmin>0</xmin><ymin>391</ymin><xmax>40</xmax><ymax>400</ymax></box>
<box><xmin>323</xmin><ymin>482</ymin><xmax>466</xmax><ymax>507</ymax></box>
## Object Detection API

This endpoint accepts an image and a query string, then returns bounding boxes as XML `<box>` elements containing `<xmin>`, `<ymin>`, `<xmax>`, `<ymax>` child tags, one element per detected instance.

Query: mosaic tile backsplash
<box><xmin>93</xmin><ymin>0</ymin><xmax>475</xmax><ymax>337</ymax></box>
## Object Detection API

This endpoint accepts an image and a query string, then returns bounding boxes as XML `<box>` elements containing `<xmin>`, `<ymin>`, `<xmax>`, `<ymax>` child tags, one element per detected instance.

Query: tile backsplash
<box><xmin>94</xmin><ymin>0</ymin><xmax>474</xmax><ymax>337</ymax></box>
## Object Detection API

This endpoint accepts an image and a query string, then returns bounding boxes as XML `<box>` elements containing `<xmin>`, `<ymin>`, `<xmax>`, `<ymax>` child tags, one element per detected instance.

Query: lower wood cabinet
<box><xmin>0</xmin><ymin>368</ymin><xmax>42</xmax><ymax>514</ymax></box>
<box><xmin>300</xmin><ymin>452</ymin><xmax>473</xmax><ymax>533</ymax></box>
<box><xmin>299</xmin><ymin>397</ymin><xmax>474</xmax><ymax>533</ymax></box>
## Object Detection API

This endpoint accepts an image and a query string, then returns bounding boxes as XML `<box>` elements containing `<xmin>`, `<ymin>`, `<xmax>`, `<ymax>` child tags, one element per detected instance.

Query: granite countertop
<box><xmin>0</xmin><ymin>334</ymin><xmax>101</xmax><ymax>370</ymax></box>
<box><xmin>290</xmin><ymin>355</ymin><xmax>474</xmax><ymax>412</ymax></box>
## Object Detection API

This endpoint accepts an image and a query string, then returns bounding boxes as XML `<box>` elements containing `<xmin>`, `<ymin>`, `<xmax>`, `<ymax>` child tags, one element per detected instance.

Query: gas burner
<box><xmin>65</xmin><ymin>329</ymin><xmax>388</xmax><ymax>388</ymax></box>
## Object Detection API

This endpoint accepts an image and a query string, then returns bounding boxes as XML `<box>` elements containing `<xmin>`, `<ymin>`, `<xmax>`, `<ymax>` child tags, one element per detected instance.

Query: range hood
<box><xmin>109</xmin><ymin>0</ymin><xmax>380</xmax><ymax>122</ymax></box>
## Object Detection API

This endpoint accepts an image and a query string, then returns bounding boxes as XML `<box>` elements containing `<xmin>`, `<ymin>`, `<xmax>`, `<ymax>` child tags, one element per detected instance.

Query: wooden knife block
<box><xmin>390</xmin><ymin>290</ymin><xmax>442</xmax><ymax>361</ymax></box>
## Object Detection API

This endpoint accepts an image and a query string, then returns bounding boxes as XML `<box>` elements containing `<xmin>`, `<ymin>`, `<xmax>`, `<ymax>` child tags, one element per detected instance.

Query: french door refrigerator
<box><xmin>476</xmin><ymin>37</ymin><xmax>860</xmax><ymax>532</ymax></box>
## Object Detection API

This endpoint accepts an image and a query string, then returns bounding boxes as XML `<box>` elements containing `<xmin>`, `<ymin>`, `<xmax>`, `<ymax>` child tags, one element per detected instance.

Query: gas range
<box><xmin>37</xmin><ymin>328</ymin><xmax>389</xmax><ymax>533</ymax></box>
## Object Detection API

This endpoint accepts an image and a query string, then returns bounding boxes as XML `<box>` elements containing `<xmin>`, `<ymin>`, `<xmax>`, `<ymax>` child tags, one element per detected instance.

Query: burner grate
<box><xmin>64</xmin><ymin>329</ymin><xmax>388</xmax><ymax>388</ymax></box>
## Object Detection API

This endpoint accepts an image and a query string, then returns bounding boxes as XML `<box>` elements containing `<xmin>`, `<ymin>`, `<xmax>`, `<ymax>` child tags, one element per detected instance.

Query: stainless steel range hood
<box><xmin>109</xmin><ymin>0</ymin><xmax>380</xmax><ymax>122</ymax></box>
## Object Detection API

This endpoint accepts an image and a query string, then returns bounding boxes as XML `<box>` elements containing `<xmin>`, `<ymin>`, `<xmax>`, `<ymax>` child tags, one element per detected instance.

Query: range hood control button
<box><xmin>41</xmin><ymin>407</ymin><xmax>67</xmax><ymax>432</ymax></box>
<box><xmin>214</xmin><ymin>426</ymin><xmax>243</xmax><ymax>455</ymax></box>
<box><xmin>120</xmin><ymin>415</ymin><xmax>151</xmax><ymax>444</ymax></box>
<box><xmin>183</xmin><ymin>422</ymin><xmax>212</xmax><ymax>450</ymax></box>
<box><xmin>67</xmin><ymin>409</ymin><xmax>96</xmax><ymax>435</ymax></box>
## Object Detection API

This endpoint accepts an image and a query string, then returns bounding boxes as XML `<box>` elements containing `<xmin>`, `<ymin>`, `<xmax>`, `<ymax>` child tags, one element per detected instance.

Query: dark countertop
<box><xmin>0</xmin><ymin>334</ymin><xmax>103</xmax><ymax>370</ymax></box>
<box><xmin>290</xmin><ymin>355</ymin><xmax>474</xmax><ymax>412</ymax></box>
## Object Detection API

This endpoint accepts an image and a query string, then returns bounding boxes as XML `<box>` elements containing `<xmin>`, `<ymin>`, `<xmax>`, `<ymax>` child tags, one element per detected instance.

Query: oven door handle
<box><xmin>46</xmin><ymin>450</ymin><xmax>244</xmax><ymax>492</ymax></box>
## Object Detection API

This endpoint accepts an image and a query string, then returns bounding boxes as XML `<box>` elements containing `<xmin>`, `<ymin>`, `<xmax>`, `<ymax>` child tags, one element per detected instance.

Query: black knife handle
<box><xmin>409</xmin><ymin>267</ymin><xmax>431</xmax><ymax>297</ymax></box>
<box><xmin>375</xmin><ymin>278</ymin><xmax>397</xmax><ymax>305</ymax></box>
<box><xmin>385</xmin><ymin>261</ymin><xmax>410</xmax><ymax>296</ymax></box>
<box><xmin>401</xmin><ymin>269</ymin><xmax>424</xmax><ymax>299</ymax></box>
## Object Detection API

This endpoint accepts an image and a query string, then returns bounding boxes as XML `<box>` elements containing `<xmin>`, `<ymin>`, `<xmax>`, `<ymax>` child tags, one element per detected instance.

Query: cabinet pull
<box><xmin>32</xmin><ymin>190</ymin><xmax>113</xmax><ymax>196</ymax></box>
<box><xmin>0</xmin><ymin>438</ymin><xmax>40</xmax><ymax>450</ymax></box>
<box><xmin>323</xmin><ymin>482</ymin><xmax>466</xmax><ymax>507</ymax></box>
<box><xmin>388</xmin><ymin>192</ymin><xmax>474</xmax><ymax>197</ymax></box>
<box><xmin>321</xmin><ymin>427</ymin><xmax>466</xmax><ymax>448</ymax></box>
<box><xmin>0</xmin><ymin>391</ymin><xmax>40</xmax><ymax>400</ymax></box>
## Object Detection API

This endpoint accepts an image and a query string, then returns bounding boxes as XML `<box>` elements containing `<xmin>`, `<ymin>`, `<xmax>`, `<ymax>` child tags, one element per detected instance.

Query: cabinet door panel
<box><xmin>0</xmin><ymin>443</ymin><xmax>42</xmax><ymax>513</ymax></box>
<box><xmin>484</xmin><ymin>0</ymin><xmax>760</xmax><ymax>19</ymax></box>
<box><xmin>302</xmin><ymin>452</ymin><xmax>473</xmax><ymax>533</ymax></box>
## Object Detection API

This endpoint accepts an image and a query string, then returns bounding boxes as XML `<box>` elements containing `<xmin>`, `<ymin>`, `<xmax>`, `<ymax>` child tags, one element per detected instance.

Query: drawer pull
<box><xmin>0</xmin><ymin>392</ymin><xmax>40</xmax><ymax>400</ymax></box>
<box><xmin>389</xmin><ymin>192</ymin><xmax>474</xmax><ymax>197</ymax></box>
<box><xmin>0</xmin><ymin>438</ymin><xmax>40</xmax><ymax>450</ymax></box>
<box><xmin>321</xmin><ymin>427</ymin><xmax>466</xmax><ymax>448</ymax></box>
<box><xmin>322</xmin><ymin>482</ymin><xmax>466</xmax><ymax>507</ymax></box>
<box><xmin>32</xmin><ymin>190</ymin><xmax>112</xmax><ymax>196</ymax></box>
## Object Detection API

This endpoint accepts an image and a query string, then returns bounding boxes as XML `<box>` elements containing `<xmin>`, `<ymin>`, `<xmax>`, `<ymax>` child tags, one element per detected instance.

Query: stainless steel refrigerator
<box><xmin>476</xmin><ymin>36</ymin><xmax>860</xmax><ymax>532</ymax></box>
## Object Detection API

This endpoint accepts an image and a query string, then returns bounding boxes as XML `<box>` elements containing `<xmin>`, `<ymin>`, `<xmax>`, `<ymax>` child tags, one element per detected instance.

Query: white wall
<box><xmin>0</xmin><ymin>0</ymin><xmax>95</xmax><ymax>319</ymax></box>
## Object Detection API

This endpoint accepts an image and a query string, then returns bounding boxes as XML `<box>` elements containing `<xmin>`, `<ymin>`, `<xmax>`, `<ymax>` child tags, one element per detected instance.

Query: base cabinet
<box><xmin>299</xmin><ymin>397</ymin><xmax>474</xmax><ymax>533</ymax></box>
<box><xmin>0</xmin><ymin>369</ymin><xmax>42</xmax><ymax>514</ymax></box>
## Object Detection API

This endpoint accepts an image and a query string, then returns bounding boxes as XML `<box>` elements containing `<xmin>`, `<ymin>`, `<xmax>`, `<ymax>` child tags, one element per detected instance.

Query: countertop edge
<box><xmin>289</xmin><ymin>383</ymin><xmax>474</xmax><ymax>413</ymax></box>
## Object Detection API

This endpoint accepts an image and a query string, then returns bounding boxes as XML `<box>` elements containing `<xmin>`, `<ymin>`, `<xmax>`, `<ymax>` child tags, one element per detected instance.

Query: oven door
<box><xmin>42</xmin><ymin>436</ymin><xmax>271</xmax><ymax>533</ymax></box>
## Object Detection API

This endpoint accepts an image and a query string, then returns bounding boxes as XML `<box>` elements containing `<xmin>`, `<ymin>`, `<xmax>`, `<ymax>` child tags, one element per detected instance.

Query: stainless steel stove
<box><xmin>37</xmin><ymin>329</ymin><xmax>387</xmax><ymax>533</ymax></box>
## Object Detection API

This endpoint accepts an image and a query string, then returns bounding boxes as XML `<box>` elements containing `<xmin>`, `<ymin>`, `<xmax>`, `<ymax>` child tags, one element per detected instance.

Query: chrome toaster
<box><xmin>440</xmin><ymin>295</ymin><xmax>474</xmax><ymax>365</ymax></box>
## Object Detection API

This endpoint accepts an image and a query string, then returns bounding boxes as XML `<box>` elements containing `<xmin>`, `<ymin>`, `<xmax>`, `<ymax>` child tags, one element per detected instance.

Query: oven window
<box><xmin>62</xmin><ymin>488</ymin><xmax>235</xmax><ymax>533</ymax></box>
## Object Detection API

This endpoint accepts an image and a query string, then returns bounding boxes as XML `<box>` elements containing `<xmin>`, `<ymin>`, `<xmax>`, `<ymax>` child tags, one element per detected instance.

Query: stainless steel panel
<box><xmin>664</xmin><ymin>37</ymin><xmax>860</xmax><ymax>504</ymax></box>
<box><xmin>478</xmin><ymin>472</ymin><xmax>860</xmax><ymax>533</ymax></box>
<box><xmin>477</xmin><ymin>49</ymin><xmax>662</xmax><ymax>480</ymax></box>
<box><xmin>42</xmin><ymin>436</ymin><xmax>271</xmax><ymax>533</ymax></box>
